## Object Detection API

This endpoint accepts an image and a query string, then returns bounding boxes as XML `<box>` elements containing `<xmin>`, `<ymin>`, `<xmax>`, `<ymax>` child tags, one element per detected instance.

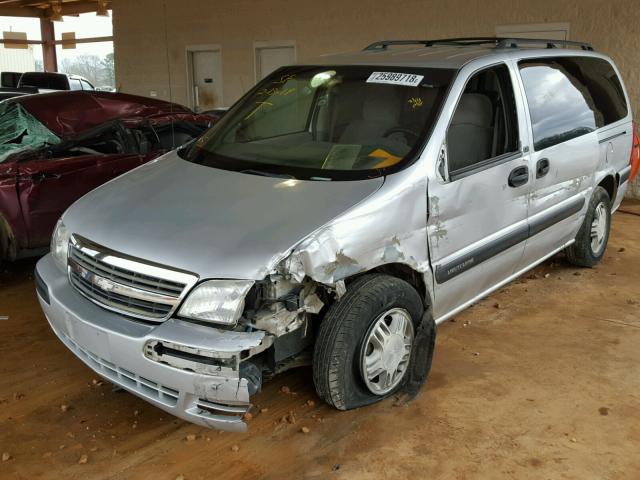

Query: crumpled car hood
<box><xmin>62</xmin><ymin>152</ymin><xmax>384</xmax><ymax>280</ymax></box>
<box><xmin>11</xmin><ymin>91</ymin><xmax>194</xmax><ymax>138</ymax></box>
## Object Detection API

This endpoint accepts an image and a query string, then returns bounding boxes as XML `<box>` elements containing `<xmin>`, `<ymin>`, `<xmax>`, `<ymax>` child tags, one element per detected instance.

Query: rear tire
<box><xmin>313</xmin><ymin>274</ymin><xmax>424</xmax><ymax>410</ymax></box>
<box><xmin>566</xmin><ymin>186</ymin><xmax>611</xmax><ymax>267</ymax></box>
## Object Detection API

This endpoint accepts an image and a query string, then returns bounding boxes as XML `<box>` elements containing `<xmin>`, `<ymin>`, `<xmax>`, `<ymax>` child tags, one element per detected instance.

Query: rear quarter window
<box><xmin>571</xmin><ymin>57</ymin><xmax>628</xmax><ymax>124</ymax></box>
<box><xmin>519</xmin><ymin>56</ymin><xmax>628</xmax><ymax>151</ymax></box>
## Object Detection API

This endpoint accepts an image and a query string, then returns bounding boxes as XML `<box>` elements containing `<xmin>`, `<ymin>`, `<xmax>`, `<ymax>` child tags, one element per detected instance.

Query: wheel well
<box><xmin>366</xmin><ymin>263</ymin><xmax>430</xmax><ymax>307</ymax></box>
<box><xmin>598</xmin><ymin>175</ymin><xmax>616</xmax><ymax>201</ymax></box>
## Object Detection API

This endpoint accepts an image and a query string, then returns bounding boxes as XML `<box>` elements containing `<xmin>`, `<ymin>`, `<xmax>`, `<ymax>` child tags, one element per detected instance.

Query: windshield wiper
<box><xmin>241</xmin><ymin>169</ymin><xmax>296</xmax><ymax>179</ymax></box>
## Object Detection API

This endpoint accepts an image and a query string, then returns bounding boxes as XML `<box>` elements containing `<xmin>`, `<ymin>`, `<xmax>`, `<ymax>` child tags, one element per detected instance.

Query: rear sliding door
<box><xmin>515</xmin><ymin>56</ymin><xmax>628</xmax><ymax>269</ymax></box>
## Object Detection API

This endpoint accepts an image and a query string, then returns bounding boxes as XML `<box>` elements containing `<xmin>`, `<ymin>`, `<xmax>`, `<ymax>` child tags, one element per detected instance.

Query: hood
<box><xmin>63</xmin><ymin>152</ymin><xmax>384</xmax><ymax>280</ymax></box>
<box><xmin>11</xmin><ymin>91</ymin><xmax>193</xmax><ymax>138</ymax></box>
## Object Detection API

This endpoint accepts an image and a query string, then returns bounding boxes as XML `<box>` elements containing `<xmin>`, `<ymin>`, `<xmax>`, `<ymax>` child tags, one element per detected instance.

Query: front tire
<box><xmin>313</xmin><ymin>274</ymin><xmax>424</xmax><ymax>410</ymax></box>
<box><xmin>566</xmin><ymin>186</ymin><xmax>611</xmax><ymax>267</ymax></box>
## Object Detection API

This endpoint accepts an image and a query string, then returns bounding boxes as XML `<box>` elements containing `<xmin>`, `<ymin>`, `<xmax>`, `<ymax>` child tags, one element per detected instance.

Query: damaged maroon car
<box><xmin>0</xmin><ymin>91</ymin><xmax>214</xmax><ymax>264</ymax></box>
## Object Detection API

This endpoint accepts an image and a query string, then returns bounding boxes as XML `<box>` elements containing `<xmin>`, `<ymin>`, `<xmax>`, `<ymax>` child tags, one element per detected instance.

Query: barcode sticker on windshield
<box><xmin>366</xmin><ymin>72</ymin><xmax>424</xmax><ymax>87</ymax></box>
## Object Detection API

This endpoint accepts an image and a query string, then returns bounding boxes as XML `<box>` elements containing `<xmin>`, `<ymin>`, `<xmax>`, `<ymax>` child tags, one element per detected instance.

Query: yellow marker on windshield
<box><xmin>408</xmin><ymin>97</ymin><xmax>424</xmax><ymax>109</ymax></box>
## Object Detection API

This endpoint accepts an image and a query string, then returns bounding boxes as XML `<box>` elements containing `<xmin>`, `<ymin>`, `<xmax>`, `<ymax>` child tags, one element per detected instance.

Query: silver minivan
<box><xmin>36</xmin><ymin>38</ymin><xmax>638</xmax><ymax>431</ymax></box>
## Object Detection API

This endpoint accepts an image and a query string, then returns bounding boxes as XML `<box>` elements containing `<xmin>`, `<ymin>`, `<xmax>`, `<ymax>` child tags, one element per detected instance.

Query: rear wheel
<box><xmin>313</xmin><ymin>274</ymin><xmax>425</xmax><ymax>410</ymax></box>
<box><xmin>566</xmin><ymin>186</ymin><xmax>611</xmax><ymax>267</ymax></box>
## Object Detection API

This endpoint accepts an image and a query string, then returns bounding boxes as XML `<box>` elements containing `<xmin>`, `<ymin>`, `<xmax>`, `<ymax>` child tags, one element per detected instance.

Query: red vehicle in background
<box><xmin>0</xmin><ymin>91</ymin><xmax>215</xmax><ymax>265</ymax></box>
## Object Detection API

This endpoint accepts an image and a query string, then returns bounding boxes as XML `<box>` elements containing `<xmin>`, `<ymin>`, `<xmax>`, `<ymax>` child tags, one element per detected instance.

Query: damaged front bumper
<box><xmin>35</xmin><ymin>254</ymin><xmax>269</xmax><ymax>432</ymax></box>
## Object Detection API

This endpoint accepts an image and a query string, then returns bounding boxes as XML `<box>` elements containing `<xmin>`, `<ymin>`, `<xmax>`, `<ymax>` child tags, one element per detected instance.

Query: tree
<box><xmin>101</xmin><ymin>52</ymin><xmax>115</xmax><ymax>85</ymax></box>
<box><xmin>59</xmin><ymin>52</ymin><xmax>115</xmax><ymax>87</ymax></box>
<box><xmin>59</xmin><ymin>55</ymin><xmax>103</xmax><ymax>85</ymax></box>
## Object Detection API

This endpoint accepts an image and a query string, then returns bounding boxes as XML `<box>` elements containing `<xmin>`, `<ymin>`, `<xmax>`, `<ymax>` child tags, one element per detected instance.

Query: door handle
<box><xmin>508</xmin><ymin>166</ymin><xmax>529</xmax><ymax>188</ymax></box>
<box><xmin>30</xmin><ymin>172</ymin><xmax>61</xmax><ymax>182</ymax></box>
<box><xmin>536</xmin><ymin>158</ymin><xmax>550</xmax><ymax>178</ymax></box>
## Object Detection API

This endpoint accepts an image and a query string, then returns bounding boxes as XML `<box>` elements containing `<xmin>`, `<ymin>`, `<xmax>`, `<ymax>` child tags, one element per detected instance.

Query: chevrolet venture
<box><xmin>36</xmin><ymin>38</ymin><xmax>639</xmax><ymax>431</ymax></box>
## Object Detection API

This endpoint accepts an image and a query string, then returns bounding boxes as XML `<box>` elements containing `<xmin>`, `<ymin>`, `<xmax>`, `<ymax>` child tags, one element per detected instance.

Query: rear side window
<box><xmin>573</xmin><ymin>57</ymin><xmax>628</xmax><ymax>123</ymax></box>
<box><xmin>519</xmin><ymin>57</ymin><xmax>628</xmax><ymax>151</ymax></box>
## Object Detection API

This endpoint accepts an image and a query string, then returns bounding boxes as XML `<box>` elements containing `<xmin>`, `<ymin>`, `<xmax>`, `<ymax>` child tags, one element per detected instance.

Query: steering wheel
<box><xmin>383</xmin><ymin>127</ymin><xmax>420</xmax><ymax>143</ymax></box>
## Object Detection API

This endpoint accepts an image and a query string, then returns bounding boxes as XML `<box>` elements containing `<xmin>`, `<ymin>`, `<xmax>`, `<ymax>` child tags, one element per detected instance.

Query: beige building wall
<box><xmin>111</xmin><ymin>0</ymin><xmax>640</xmax><ymax>196</ymax></box>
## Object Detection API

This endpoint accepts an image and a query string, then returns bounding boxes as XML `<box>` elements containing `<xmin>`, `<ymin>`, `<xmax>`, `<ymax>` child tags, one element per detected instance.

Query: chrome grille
<box><xmin>68</xmin><ymin>235</ymin><xmax>198</xmax><ymax>322</ymax></box>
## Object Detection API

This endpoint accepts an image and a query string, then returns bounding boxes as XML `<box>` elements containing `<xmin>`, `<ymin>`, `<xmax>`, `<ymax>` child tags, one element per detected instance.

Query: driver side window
<box><xmin>447</xmin><ymin>64</ymin><xmax>519</xmax><ymax>175</ymax></box>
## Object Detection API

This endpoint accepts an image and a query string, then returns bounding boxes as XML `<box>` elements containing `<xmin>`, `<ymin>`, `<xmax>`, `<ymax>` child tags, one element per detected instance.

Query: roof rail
<box><xmin>496</xmin><ymin>37</ymin><xmax>594</xmax><ymax>50</ymax></box>
<box><xmin>364</xmin><ymin>37</ymin><xmax>594</xmax><ymax>52</ymax></box>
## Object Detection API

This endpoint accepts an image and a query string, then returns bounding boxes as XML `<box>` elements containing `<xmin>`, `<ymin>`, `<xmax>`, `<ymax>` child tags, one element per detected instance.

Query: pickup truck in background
<box><xmin>0</xmin><ymin>72</ymin><xmax>38</xmax><ymax>100</ymax></box>
<box><xmin>1</xmin><ymin>72</ymin><xmax>22</xmax><ymax>89</ymax></box>
<box><xmin>17</xmin><ymin>72</ymin><xmax>96</xmax><ymax>92</ymax></box>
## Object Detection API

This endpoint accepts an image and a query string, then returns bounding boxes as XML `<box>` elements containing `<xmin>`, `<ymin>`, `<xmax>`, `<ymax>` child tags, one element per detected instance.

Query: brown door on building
<box><xmin>189</xmin><ymin>49</ymin><xmax>223</xmax><ymax>111</ymax></box>
<box><xmin>255</xmin><ymin>44</ymin><xmax>296</xmax><ymax>81</ymax></box>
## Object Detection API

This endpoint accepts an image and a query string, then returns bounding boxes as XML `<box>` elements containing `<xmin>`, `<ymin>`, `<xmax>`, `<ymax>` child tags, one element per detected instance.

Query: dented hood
<box><xmin>62</xmin><ymin>152</ymin><xmax>384</xmax><ymax>280</ymax></box>
<box><xmin>10</xmin><ymin>91</ymin><xmax>193</xmax><ymax>138</ymax></box>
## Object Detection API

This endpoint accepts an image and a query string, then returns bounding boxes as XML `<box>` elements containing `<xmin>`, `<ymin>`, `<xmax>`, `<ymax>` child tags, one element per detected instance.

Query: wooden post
<box><xmin>40</xmin><ymin>17</ymin><xmax>57</xmax><ymax>72</ymax></box>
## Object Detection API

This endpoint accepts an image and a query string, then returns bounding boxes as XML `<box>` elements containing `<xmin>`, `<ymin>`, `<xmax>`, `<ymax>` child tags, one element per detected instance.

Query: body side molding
<box><xmin>435</xmin><ymin>196</ymin><xmax>586</xmax><ymax>284</ymax></box>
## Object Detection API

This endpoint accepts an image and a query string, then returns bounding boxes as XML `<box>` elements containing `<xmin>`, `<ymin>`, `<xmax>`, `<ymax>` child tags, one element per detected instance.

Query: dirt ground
<box><xmin>1</xmin><ymin>203</ymin><xmax>640</xmax><ymax>480</ymax></box>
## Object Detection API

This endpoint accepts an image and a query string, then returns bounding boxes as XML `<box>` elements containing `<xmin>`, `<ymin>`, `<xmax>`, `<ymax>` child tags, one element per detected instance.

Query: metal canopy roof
<box><xmin>0</xmin><ymin>0</ymin><xmax>110</xmax><ymax>18</ymax></box>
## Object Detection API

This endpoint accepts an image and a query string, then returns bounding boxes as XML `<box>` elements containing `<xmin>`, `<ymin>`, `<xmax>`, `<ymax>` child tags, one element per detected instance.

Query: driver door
<box><xmin>427</xmin><ymin>62</ymin><xmax>532</xmax><ymax>320</ymax></box>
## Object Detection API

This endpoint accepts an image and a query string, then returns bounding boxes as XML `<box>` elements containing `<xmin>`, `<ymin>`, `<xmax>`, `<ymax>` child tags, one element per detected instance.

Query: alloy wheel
<box><xmin>360</xmin><ymin>308</ymin><xmax>414</xmax><ymax>395</ymax></box>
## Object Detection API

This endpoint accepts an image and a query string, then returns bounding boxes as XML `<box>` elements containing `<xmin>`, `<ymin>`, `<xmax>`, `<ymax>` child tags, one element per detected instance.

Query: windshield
<box><xmin>184</xmin><ymin>65</ymin><xmax>455</xmax><ymax>180</ymax></box>
<box><xmin>0</xmin><ymin>102</ymin><xmax>61</xmax><ymax>163</ymax></box>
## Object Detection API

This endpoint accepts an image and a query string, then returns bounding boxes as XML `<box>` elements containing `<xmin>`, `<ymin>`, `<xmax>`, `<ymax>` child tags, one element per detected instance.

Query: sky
<box><xmin>0</xmin><ymin>11</ymin><xmax>113</xmax><ymax>61</ymax></box>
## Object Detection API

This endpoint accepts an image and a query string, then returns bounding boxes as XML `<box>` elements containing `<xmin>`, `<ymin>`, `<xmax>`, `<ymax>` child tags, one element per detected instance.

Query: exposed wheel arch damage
<box><xmin>598</xmin><ymin>174</ymin><xmax>616</xmax><ymax>201</ymax></box>
<box><xmin>275</xmin><ymin>166</ymin><xmax>433</xmax><ymax>303</ymax></box>
<box><xmin>240</xmin><ymin>169</ymin><xmax>435</xmax><ymax>406</ymax></box>
<box><xmin>366</xmin><ymin>263</ymin><xmax>430</xmax><ymax>308</ymax></box>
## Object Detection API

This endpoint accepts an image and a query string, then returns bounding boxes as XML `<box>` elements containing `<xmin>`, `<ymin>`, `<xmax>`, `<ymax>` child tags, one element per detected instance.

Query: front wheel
<box><xmin>313</xmin><ymin>274</ymin><xmax>428</xmax><ymax>410</ymax></box>
<box><xmin>566</xmin><ymin>186</ymin><xmax>611</xmax><ymax>267</ymax></box>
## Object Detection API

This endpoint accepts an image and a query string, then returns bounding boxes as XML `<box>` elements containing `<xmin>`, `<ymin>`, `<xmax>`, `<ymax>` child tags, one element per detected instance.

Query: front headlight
<box><xmin>51</xmin><ymin>220</ymin><xmax>71</xmax><ymax>270</ymax></box>
<box><xmin>178</xmin><ymin>280</ymin><xmax>254</xmax><ymax>325</ymax></box>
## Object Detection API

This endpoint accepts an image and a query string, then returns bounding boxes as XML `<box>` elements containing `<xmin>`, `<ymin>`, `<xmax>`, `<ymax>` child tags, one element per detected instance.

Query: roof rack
<box><xmin>364</xmin><ymin>37</ymin><xmax>594</xmax><ymax>52</ymax></box>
